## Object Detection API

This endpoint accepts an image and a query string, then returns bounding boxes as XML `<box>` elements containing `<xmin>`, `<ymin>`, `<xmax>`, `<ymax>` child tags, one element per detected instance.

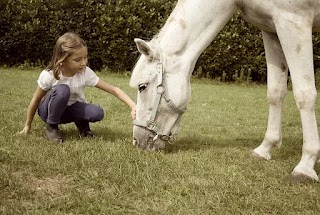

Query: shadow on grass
<box><xmin>165</xmin><ymin>135</ymin><xmax>303</xmax><ymax>159</ymax></box>
<box><xmin>61</xmin><ymin>126</ymin><xmax>131</xmax><ymax>143</ymax></box>
<box><xmin>93</xmin><ymin>126</ymin><xmax>132</xmax><ymax>142</ymax></box>
<box><xmin>165</xmin><ymin>136</ymin><xmax>259</xmax><ymax>153</ymax></box>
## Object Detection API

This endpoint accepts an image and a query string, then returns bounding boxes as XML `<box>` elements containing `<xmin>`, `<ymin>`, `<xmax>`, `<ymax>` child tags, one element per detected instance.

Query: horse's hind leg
<box><xmin>275</xmin><ymin>17</ymin><xmax>319</xmax><ymax>182</ymax></box>
<box><xmin>252</xmin><ymin>31</ymin><xmax>288</xmax><ymax>160</ymax></box>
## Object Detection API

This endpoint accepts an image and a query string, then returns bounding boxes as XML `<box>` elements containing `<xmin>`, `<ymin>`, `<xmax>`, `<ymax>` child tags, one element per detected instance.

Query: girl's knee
<box><xmin>89</xmin><ymin>106</ymin><xmax>104</xmax><ymax>122</ymax></box>
<box><xmin>54</xmin><ymin>84</ymin><xmax>70</xmax><ymax>99</ymax></box>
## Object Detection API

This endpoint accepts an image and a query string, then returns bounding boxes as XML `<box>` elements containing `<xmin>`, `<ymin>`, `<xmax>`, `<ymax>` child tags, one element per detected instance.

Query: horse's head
<box><xmin>130</xmin><ymin>38</ymin><xmax>191</xmax><ymax>151</ymax></box>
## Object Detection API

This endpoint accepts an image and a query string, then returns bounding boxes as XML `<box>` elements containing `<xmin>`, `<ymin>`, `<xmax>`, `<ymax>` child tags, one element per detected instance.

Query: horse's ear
<box><xmin>134</xmin><ymin>38</ymin><xmax>155</xmax><ymax>58</ymax></box>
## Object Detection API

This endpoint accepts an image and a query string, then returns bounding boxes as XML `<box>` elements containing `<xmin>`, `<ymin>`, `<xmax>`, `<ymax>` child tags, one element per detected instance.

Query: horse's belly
<box><xmin>237</xmin><ymin>0</ymin><xmax>320</xmax><ymax>33</ymax></box>
<box><xmin>236</xmin><ymin>1</ymin><xmax>277</xmax><ymax>32</ymax></box>
<box><xmin>240</xmin><ymin>8</ymin><xmax>276</xmax><ymax>33</ymax></box>
<box><xmin>313</xmin><ymin>15</ymin><xmax>320</xmax><ymax>32</ymax></box>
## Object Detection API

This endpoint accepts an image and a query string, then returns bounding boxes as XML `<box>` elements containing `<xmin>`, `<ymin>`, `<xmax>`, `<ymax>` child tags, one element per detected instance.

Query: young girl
<box><xmin>19</xmin><ymin>32</ymin><xmax>136</xmax><ymax>143</ymax></box>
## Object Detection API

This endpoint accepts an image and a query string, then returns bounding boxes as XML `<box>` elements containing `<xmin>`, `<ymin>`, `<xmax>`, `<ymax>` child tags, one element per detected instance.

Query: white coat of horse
<box><xmin>130</xmin><ymin>0</ymin><xmax>320</xmax><ymax>182</ymax></box>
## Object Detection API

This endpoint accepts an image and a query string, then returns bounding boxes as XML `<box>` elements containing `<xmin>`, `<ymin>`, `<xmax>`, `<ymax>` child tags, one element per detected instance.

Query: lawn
<box><xmin>1</xmin><ymin>67</ymin><xmax>320</xmax><ymax>214</ymax></box>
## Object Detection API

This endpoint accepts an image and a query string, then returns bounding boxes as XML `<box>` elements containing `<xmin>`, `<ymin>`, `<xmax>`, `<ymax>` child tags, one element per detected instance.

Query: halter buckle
<box><xmin>146</xmin><ymin>121</ymin><xmax>159</xmax><ymax>132</ymax></box>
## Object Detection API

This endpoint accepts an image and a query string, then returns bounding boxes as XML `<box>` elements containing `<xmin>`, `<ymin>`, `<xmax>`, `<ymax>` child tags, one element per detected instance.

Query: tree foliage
<box><xmin>0</xmin><ymin>0</ymin><xmax>175</xmax><ymax>71</ymax></box>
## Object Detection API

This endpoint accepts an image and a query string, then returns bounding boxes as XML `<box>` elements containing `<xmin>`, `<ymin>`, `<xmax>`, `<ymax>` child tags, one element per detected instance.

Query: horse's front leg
<box><xmin>252</xmin><ymin>31</ymin><xmax>288</xmax><ymax>160</ymax></box>
<box><xmin>275</xmin><ymin>16</ymin><xmax>319</xmax><ymax>182</ymax></box>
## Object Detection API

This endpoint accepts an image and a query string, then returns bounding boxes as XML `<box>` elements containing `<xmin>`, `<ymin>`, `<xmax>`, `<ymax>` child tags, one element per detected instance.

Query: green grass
<box><xmin>1</xmin><ymin>67</ymin><xmax>320</xmax><ymax>214</ymax></box>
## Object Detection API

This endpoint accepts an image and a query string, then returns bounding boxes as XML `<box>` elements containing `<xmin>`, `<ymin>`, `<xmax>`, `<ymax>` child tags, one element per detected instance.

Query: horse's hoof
<box><xmin>251</xmin><ymin>149</ymin><xmax>271</xmax><ymax>160</ymax></box>
<box><xmin>288</xmin><ymin>172</ymin><xmax>319</xmax><ymax>184</ymax></box>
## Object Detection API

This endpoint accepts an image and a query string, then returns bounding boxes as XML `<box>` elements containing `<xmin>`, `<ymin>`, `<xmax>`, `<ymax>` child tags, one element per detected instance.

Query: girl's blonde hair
<box><xmin>47</xmin><ymin>32</ymin><xmax>87</xmax><ymax>80</ymax></box>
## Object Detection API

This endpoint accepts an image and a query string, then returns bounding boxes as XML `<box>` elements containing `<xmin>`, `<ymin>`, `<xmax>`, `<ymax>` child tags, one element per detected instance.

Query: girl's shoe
<box><xmin>75</xmin><ymin>121</ymin><xmax>94</xmax><ymax>137</ymax></box>
<box><xmin>45</xmin><ymin>124</ymin><xmax>63</xmax><ymax>143</ymax></box>
<box><xmin>80</xmin><ymin>129</ymin><xmax>94</xmax><ymax>137</ymax></box>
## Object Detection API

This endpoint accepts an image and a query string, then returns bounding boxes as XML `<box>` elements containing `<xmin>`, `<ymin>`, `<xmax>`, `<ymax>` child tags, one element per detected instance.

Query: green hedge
<box><xmin>1</xmin><ymin>0</ymin><xmax>320</xmax><ymax>83</ymax></box>
<box><xmin>0</xmin><ymin>0</ymin><xmax>176</xmax><ymax>71</ymax></box>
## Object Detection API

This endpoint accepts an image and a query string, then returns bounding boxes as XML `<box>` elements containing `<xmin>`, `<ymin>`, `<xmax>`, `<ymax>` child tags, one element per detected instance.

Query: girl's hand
<box><xmin>131</xmin><ymin>106</ymin><xmax>136</xmax><ymax>120</ymax></box>
<box><xmin>18</xmin><ymin>125</ymin><xmax>31</xmax><ymax>135</ymax></box>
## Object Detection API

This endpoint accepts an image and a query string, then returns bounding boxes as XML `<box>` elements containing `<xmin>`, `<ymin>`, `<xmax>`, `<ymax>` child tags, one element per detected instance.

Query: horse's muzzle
<box><xmin>133</xmin><ymin>126</ymin><xmax>166</xmax><ymax>151</ymax></box>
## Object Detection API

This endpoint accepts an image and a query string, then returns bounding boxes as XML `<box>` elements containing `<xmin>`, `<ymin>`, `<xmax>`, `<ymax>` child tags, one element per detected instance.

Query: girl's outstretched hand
<box><xmin>131</xmin><ymin>105</ymin><xmax>136</xmax><ymax>120</ymax></box>
<box><xmin>18</xmin><ymin>125</ymin><xmax>31</xmax><ymax>135</ymax></box>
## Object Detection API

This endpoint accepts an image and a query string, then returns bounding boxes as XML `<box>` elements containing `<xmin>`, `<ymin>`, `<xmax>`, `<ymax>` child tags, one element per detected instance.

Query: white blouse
<box><xmin>37</xmin><ymin>67</ymin><xmax>99</xmax><ymax>105</ymax></box>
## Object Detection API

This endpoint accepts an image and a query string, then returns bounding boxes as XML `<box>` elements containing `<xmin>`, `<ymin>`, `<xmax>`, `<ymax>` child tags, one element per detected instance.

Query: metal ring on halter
<box><xmin>160</xmin><ymin>135</ymin><xmax>170</xmax><ymax>141</ymax></box>
<box><xmin>157</xmin><ymin>85</ymin><xmax>165</xmax><ymax>94</ymax></box>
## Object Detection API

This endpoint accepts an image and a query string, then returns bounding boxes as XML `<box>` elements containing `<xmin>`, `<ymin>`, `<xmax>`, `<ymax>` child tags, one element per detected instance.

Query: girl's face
<box><xmin>62</xmin><ymin>46</ymin><xmax>88</xmax><ymax>76</ymax></box>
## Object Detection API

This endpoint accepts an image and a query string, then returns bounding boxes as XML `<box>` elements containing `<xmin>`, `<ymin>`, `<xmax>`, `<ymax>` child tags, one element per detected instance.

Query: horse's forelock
<box><xmin>130</xmin><ymin>56</ymin><xmax>158</xmax><ymax>88</ymax></box>
<box><xmin>130</xmin><ymin>57</ymin><xmax>142</xmax><ymax>88</ymax></box>
<box><xmin>130</xmin><ymin>55</ymin><xmax>151</xmax><ymax>87</ymax></box>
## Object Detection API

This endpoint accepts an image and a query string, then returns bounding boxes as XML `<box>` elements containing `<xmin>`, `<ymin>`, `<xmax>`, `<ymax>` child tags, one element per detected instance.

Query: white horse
<box><xmin>130</xmin><ymin>0</ymin><xmax>320</xmax><ymax>182</ymax></box>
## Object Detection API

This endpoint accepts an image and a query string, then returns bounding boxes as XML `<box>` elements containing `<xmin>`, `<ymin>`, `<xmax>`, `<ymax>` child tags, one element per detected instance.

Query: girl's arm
<box><xmin>95</xmin><ymin>79</ymin><xmax>136</xmax><ymax>119</ymax></box>
<box><xmin>19</xmin><ymin>86</ymin><xmax>47</xmax><ymax>134</ymax></box>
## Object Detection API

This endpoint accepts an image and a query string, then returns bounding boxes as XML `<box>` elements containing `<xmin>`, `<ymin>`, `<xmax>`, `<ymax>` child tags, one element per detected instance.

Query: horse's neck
<box><xmin>155</xmin><ymin>0</ymin><xmax>237</xmax><ymax>63</ymax></box>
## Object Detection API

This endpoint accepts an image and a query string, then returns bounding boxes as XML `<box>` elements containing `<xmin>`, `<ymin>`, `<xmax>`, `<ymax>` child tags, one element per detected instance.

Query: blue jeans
<box><xmin>38</xmin><ymin>84</ymin><xmax>104</xmax><ymax>125</ymax></box>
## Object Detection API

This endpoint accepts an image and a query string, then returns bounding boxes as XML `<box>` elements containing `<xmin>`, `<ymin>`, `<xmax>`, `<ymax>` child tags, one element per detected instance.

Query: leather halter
<box><xmin>133</xmin><ymin>54</ymin><xmax>186</xmax><ymax>142</ymax></box>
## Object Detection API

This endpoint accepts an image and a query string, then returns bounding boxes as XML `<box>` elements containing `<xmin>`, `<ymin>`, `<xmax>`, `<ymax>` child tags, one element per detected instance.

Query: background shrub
<box><xmin>0</xmin><ymin>0</ymin><xmax>175</xmax><ymax>71</ymax></box>
<box><xmin>1</xmin><ymin>0</ymin><xmax>320</xmax><ymax>83</ymax></box>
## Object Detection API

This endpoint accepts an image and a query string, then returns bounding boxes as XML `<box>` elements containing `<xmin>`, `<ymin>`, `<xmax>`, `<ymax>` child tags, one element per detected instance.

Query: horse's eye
<box><xmin>138</xmin><ymin>83</ymin><xmax>148</xmax><ymax>92</ymax></box>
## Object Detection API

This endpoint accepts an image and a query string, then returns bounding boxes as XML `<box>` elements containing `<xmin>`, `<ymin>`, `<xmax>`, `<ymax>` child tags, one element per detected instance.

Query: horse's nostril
<box><xmin>147</xmin><ymin>136</ymin><xmax>154</xmax><ymax>145</ymax></box>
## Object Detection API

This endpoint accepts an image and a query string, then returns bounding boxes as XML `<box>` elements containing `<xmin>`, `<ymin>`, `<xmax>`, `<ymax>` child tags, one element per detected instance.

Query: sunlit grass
<box><xmin>1</xmin><ymin>68</ymin><xmax>320</xmax><ymax>214</ymax></box>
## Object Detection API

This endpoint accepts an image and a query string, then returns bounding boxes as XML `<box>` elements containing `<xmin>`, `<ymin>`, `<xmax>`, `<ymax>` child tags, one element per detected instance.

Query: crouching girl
<box><xmin>19</xmin><ymin>32</ymin><xmax>136</xmax><ymax>143</ymax></box>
